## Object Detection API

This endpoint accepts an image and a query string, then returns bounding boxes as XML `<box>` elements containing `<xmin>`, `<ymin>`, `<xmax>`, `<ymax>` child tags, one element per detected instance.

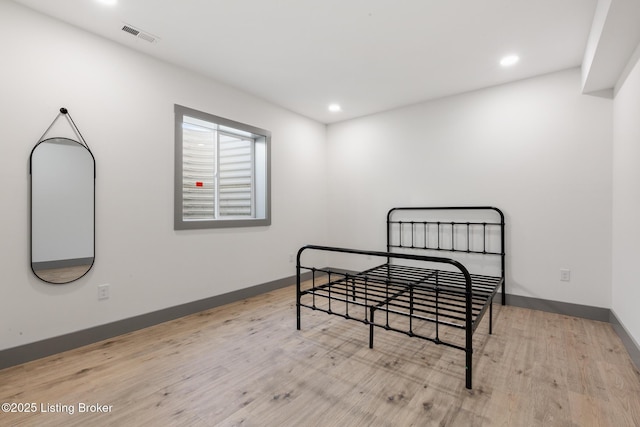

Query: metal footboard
<box><xmin>296</xmin><ymin>245</ymin><xmax>486</xmax><ymax>389</ymax></box>
<box><xmin>295</xmin><ymin>206</ymin><xmax>505</xmax><ymax>390</ymax></box>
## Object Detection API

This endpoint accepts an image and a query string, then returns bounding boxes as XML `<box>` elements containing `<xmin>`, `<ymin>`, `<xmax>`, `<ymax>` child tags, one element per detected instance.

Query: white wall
<box><xmin>0</xmin><ymin>2</ymin><xmax>328</xmax><ymax>351</ymax></box>
<box><xmin>612</xmin><ymin>46</ymin><xmax>640</xmax><ymax>347</ymax></box>
<box><xmin>0</xmin><ymin>1</ymin><xmax>622</xmax><ymax>354</ymax></box>
<box><xmin>326</xmin><ymin>68</ymin><xmax>613</xmax><ymax>307</ymax></box>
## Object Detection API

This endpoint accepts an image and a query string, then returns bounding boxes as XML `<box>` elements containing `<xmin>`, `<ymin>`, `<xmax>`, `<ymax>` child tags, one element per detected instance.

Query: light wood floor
<box><xmin>33</xmin><ymin>264</ymin><xmax>92</xmax><ymax>284</ymax></box>
<box><xmin>1</xmin><ymin>285</ymin><xmax>639</xmax><ymax>426</ymax></box>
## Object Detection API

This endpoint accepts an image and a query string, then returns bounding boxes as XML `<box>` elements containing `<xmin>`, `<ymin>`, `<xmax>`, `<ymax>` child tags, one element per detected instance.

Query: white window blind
<box><xmin>218</xmin><ymin>132</ymin><xmax>254</xmax><ymax>218</ymax></box>
<box><xmin>175</xmin><ymin>104</ymin><xmax>270</xmax><ymax>230</ymax></box>
<box><xmin>182</xmin><ymin>123</ymin><xmax>215</xmax><ymax>220</ymax></box>
<box><xmin>182</xmin><ymin>119</ymin><xmax>255</xmax><ymax>220</ymax></box>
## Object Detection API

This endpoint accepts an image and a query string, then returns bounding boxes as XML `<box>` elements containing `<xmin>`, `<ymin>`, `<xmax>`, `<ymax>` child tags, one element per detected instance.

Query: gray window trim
<box><xmin>174</xmin><ymin>104</ymin><xmax>271</xmax><ymax>230</ymax></box>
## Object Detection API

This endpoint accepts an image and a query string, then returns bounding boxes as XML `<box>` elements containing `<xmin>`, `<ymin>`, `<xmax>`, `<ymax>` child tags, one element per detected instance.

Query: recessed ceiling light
<box><xmin>328</xmin><ymin>104</ymin><xmax>342</xmax><ymax>112</ymax></box>
<box><xmin>500</xmin><ymin>55</ymin><xmax>519</xmax><ymax>67</ymax></box>
<box><xmin>96</xmin><ymin>0</ymin><xmax>117</xmax><ymax>6</ymax></box>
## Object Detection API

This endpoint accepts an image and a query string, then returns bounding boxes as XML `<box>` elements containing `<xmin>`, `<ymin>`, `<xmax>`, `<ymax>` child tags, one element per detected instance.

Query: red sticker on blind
<box><xmin>196</xmin><ymin>181</ymin><xmax>203</xmax><ymax>187</ymax></box>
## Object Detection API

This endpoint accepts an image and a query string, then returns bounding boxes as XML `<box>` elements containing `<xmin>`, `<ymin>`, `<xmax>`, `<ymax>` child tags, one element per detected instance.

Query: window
<box><xmin>174</xmin><ymin>105</ymin><xmax>270</xmax><ymax>229</ymax></box>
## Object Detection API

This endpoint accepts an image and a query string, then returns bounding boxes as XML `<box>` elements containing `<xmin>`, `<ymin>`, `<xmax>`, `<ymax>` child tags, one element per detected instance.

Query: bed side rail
<box><xmin>296</xmin><ymin>244</ymin><xmax>472</xmax><ymax>327</ymax></box>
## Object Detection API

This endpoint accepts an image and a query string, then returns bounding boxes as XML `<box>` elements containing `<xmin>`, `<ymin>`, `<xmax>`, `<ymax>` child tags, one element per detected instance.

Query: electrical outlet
<box><xmin>98</xmin><ymin>284</ymin><xmax>110</xmax><ymax>300</ymax></box>
<box><xmin>560</xmin><ymin>269</ymin><xmax>571</xmax><ymax>282</ymax></box>
<box><xmin>289</xmin><ymin>253</ymin><xmax>294</xmax><ymax>263</ymax></box>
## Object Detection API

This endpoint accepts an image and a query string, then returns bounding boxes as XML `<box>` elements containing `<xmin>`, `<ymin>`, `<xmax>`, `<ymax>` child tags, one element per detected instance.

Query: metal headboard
<box><xmin>386</xmin><ymin>206</ymin><xmax>506</xmax><ymax>301</ymax></box>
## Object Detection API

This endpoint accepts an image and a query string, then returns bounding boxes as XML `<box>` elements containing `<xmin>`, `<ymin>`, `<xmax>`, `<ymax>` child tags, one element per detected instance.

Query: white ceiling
<box><xmin>12</xmin><ymin>0</ymin><xmax>599</xmax><ymax>124</ymax></box>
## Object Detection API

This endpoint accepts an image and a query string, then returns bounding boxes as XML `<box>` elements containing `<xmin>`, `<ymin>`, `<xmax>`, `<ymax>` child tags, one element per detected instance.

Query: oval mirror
<box><xmin>30</xmin><ymin>137</ymin><xmax>95</xmax><ymax>284</ymax></box>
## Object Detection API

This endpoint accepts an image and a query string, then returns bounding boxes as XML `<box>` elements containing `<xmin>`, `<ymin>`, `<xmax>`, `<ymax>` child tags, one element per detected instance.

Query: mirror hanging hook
<box><xmin>37</xmin><ymin>107</ymin><xmax>92</xmax><ymax>152</ymax></box>
<box><xmin>60</xmin><ymin>107</ymin><xmax>91</xmax><ymax>152</ymax></box>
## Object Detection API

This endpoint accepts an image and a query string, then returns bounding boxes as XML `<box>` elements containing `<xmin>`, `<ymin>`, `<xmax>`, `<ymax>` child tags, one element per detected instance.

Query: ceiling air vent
<box><xmin>121</xmin><ymin>23</ymin><xmax>159</xmax><ymax>44</ymax></box>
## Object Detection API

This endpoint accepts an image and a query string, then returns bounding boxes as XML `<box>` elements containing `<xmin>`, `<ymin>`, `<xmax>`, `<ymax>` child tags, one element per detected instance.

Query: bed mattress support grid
<box><xmin>296</xmin><ymin>207</ymin><xmax>505</xmax><ymax>389</ymax></box>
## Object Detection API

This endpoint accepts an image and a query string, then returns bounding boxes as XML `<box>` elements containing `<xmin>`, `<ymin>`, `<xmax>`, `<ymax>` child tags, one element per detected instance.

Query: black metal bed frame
<box><xmin>296</xmin><ymin>206</ymin><xmax>505</xmax><ymax>389</ymax></box>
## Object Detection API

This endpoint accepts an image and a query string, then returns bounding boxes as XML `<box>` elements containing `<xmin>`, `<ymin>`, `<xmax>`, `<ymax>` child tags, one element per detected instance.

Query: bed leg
<box><xmin>466</xmin><ymin>348</ymin><xmax>473</xmax><ymax>389</ymax></box>
<box><xmin>489</xmin><ymin>298</ymin><xmax>493</xmax><ymax>335</ymax></box>
<box><xmin>296</xmin><ymin>268</ymin><xmax>301</xmax><ymax>330</ymax></box>
<box><xmin>369</xmin><ymin>307</ymin><xmax>375</xmax><ymax>349</ymax></box>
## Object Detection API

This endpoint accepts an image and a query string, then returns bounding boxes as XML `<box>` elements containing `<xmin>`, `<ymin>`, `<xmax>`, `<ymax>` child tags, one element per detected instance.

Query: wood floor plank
<box><xmin>1</xmin><ymin>285</ymin><xmax>639</xmax><ymax>426</ymax></box>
